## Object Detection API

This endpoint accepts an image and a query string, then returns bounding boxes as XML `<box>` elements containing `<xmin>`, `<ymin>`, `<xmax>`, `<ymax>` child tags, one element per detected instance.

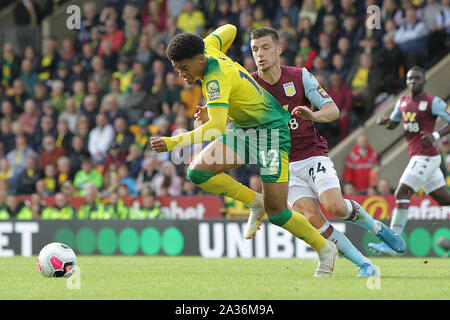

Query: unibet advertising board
<box><xmin>0</xmin><ymin>220</ymin><xmax>448</xmax><ymax>257</ymax></box>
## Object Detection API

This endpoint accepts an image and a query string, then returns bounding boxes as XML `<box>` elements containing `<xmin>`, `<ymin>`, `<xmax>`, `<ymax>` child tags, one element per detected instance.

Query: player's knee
<box><xmin>264</xmin><ymin>200</ymin><xmax>286</xmax><ymax>217</ymax></box>
<box><xmin>187</xmin><ymin>169</ymin><xmax>215</xmax><ymax>185</ymax></box>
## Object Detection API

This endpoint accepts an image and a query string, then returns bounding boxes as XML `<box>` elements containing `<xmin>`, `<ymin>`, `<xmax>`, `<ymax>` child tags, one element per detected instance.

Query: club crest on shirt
<box><xmin>206</xmin><ymin>80</ymin><xmax>221</xmax><ymax>100</ymax></box>
<box><xmin>418</xmin><ymin>101</ymin><xmax>428</xmax><ymax>111</ymax></box>
<box><xmin>283</xmin><ymin>82</ymin><xmax>296</xmax><ymax>97</ymax></box>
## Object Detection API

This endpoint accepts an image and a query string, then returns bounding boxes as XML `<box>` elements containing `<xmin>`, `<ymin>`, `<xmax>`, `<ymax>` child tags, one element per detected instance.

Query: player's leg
<box><xmin>187</xmin><ymin>139</ymin><xmax>263</xmax><ymax>209</ymax></box>
<box><xmin>307</xmin><ymin>156</ymin><xmax>405</xmax><ymax>253</ymax></box>
<box><xmin>292</xmin><ymin>196</ymin><xmax>376</xmax><ymax>276</ymax></box>
<box><xmin>428</xmin><ymin>186</ymin><xmax>450</xmax><ymax>205</ymax></box>
<box><xmin>263</xmin><ymin>180</ymin><xmax>338</xmax><ymax>277</ymax></box>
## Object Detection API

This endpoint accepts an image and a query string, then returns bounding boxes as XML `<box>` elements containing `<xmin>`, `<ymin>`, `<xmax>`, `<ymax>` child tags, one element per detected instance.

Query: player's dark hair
<box><xmin>408</xmin><ymin>66</ymin><xmax>426</xmax><ymax>79</ymax></box>
<box><xmin>250</xmin><ymin>27</ymin><xmax>280</xmax><ymax>44</ymax></box>
<box><xmin>166</xmin><ymin>33</ymin><xmax>205</xmax><ymax>61</ymax></box>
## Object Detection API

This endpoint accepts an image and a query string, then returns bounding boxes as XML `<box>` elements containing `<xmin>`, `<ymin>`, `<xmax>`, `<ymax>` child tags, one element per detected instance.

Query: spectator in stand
<box><xmin>340</xmin><ymin>14</ymin><xmax>361</xmax><ymax>50</ymax></box>
<box><xmin>2</xmin><ymin>194</ymin><xmax>30</xmax><ymax>220</ymax></box>
<box><xmin>77</xmin><ymin>184</ymin><xmax>105</xmax><ymax>219</ymax></box>
<box><xmin>161</xmin><ymin>16</ymin><xmax>183</xmax><ymax>46</ymax></box>
<box><xmin>99</xmin><ymin>39</ymin><xmax>118</xmax><ymax>71</ymax></box>
<box><xmin>32</xmin><ymin>81</ymin><xmax>49</xmax><ymax>109</ymax></box>
<box><xmin>60</xmin><ymin>38</ymin><xmax>77</xmax><ymax>68</ymax></box>
<box><xmin>346</xmin><ymin>53</ymin><xmax>382</xmax><ymax>121</ymax></box>
<box><xmin>344</xmin><ymin>135</ymin><xmax>379</xmax><ymax>194</ymax></box>
<box><xmin>16</xmin><ymin>156</ymin><xmax>41</xmax><ymax>195</ymax></box>
<box><xmin>117</xmin><ymin>164</ymin><xmax>138</xmax><ymax>196</ymax></box>
<box><xmin>9</xmin><ymin>79</ymin><xmax>30</xmax><ymax>114</ymax></box>
<box><xmin>317</xmin><ymin>32</ymin><xmax>335</xmax><ymax>68</ymax></box>
<box><xmin>41</xmin><ymin>192</ymin><xmax>75</xmax><ymax>219</ymax></box>
<box><xmin>80</xmin><ymin>94</ymin><xmax>98</xmax><ymax>129</ymax></box>
<box><xmin>120</xmin><ymin>18</ymin><xmax>141</xmax><ymax>59</ymax></box>
<box><xmin>73</xmin><ymin>157</ymin><xmax>103</xmax><ymax>196</ymax></box>
<box><xmin>311</xmin><ymin>55</ymin><xmax>330</xmax><ymax>87</ymax></box>
<box><xmin>136</xmin><ymin>155</ymin><xmax>159</xmax><ymax>193</ymax></box>
<box><xmin>296</xmin><ymin>37</ymin><xmax>316</xmax><ymax>70</ymax></box>
<box><xmin>102</xmin><ymin>94</ymin><xmax>128</xmax><ymax>124</ymax></box>
<box><xmin>42</xmin><ymin>163</ymin><xmax>57</xmax><ymax>195</ymax></box>
<box><xmin>1</xmin><ymin>100</ymin><xmax>17</xmax><ymax>122</ymax></box>
<box><xmin>80</xmin><ymin>42</ymin><xmax>95</xmax><ymax>74</ymax></box>
<box><xmin>112</xmin><ymin>56</ymin><xmax>133</xmax><ymax>93</ymax></box>
<box><xmin>102</xmin><ymin>143</ymin><xmax>127</xmax><ymax>176</ymax></box>
<box><xmin>126</xmin><ymin>144</ymin><xmax>144</xmax><ymax>179</ymax></box>
<box><xmin>68</xmin><ymin>57</ymin><xmax>88</xmax><ymax>91</ymax></box>
<box><xmin>299</xmin><ymin>0</ymin><xmax>318</xmax><ymax>27</ymax></box>
<box><xmin>7</xmin><ymin>134</ymin><xmax>36</xmax><ymax>175</ymax></box>
<box><xmin>67</xmin><ymin>135</ymin><xmax>90</xmax><ymax>174</ymax></box>
<box><xmin>321</xmin><ymin>14</ymin><xmax>341</xmax><ymax>48</ymax></box>
<box><xmin>394</xmin><ymin>6</ymin><xmax>430</xmax><ymax>69</ymax></box>
<box><xmin>331</xmin><ymin>52</ymin><xmax>349</xmax><ymax>82</ymax></box>
<box><xmin>28</xmin><ymin>192</ymin><xmax>44</xmax><ymax>219</ymax></box>
<box><xmin>24</xmin><ymin>45</ymin><xmax>39</xmax><ymax>73</ymax></box>
<box><xmin>37</xmin><ymin>37</ymin><xmax>60</xmax><ymax>81</ymax></box>
<box><xmin>0</xmin><ymin>157</ymin><xmax>17</xmax><ymax>193</ymax></box>
<box><xmin>113</xmin><ymin>116</ymin><xmax>135</xmax><ymax>154</ymax></box>
<box><xmin>53</xmin><ymin>61</ymin><xmax>71</xmax><ymax>90</ymax></box>
<box><xmin>377</xmin><ymin>178</ymin><xmax>394</xmax><ymax>195</ymax></box>
<box><xmin>18</xmin><ymin>59</ymin><xmax>39</xmax><ymax>96</ymax></box>
<box><xmin>129</xmin><ymin>193</ymin><xmax>161</xmax><ymax>219</ymax></box>
<box><xmin>123</xmin><ymin>76</ymin><xmax>147</xmax><ymax>124</ymax></box>
<box><xmin>77</xmin><ymin>1</ymin><xmax>100</xmax><ymax>47</ymax></box>
<box><xmin>180</xmin><ymin>82</ymin><xmax>202</xmax><ymax>118</ymax></box>
<box><xmin>75</xmin><ymin>115</ymin><xmax>91</xmax><ymax>147</ymax></box>
<box><xmin>274</xmin><ymin>0</ymin><xmax>300</xmax><ymax>29</ymax></box>
<box><xmin>379</xmin><ymin>34</ymin><xmax>405</xmax><ymax>94</ymax></box>
<box><xmin>19</xmin><ymin>99</ymin><xmax>40</xmax><ymax>136</ymax></box>
<box><xmin>176</xmin><ymin>0</ymin><xmax>205</xmax><ymax>35</ymax></box>
<box><xmin>135</xmin><ymin>34</ymin><xmax>157</xmax><ymax>69</ymax></box>
<box><xmin>327</xmin><ymin>72</ymin><xmax>353</xmax><ymax>138</ymax></box>
<box><xmin>153</xmin><ymin>161</ymin><xmax>182</xmax><ymax>197</ymax></box>
<box><xmin>142</xmin><ymin>0</ymin><xmax>167</xmax><ymax>33</ymax></box>
<box><xmin>434</xmin><ymin>0</ymin><xmax>450</xmax><ymax>54</ymax></box>
<box><xmin>104</xmin><ymin>191</ymin><xmax>128</xmax><ymax>219</ymax></box>
<box><xmin>59</xmin><ymin>98</ymin><xmax>79</xmax><ymax>134</ymax></box>
<box><xmin>49</xmin><ymin>79</ymin><xmax>67</xmax><ymax>114</ymax></box>
<box><xmin>161</xmin><ymin>71</ymin><xmax>182</xmax><ymax>115</ymax></box>
<box><xmin>0</xmin><ymin>118</ymin><xmax>15</xmax><ymax>153</ymax></box>
<box><xmin>33</xmin><ymin>115</ymin><xmax>56</xmax><ymax>151</ymax></box>
<box><xmin>88</xmin><ymin>112</ymin><xmax>114</xmax><ymax>164</ymax></box>
<box><xmin>56</xmin><ymin>156</ymin><xmax>73</xmax><ymax>190</ymax></box>
<box><xmin>98</xmin><ymin>18</ymin><xmax>125</xmax><ymax>56</ymax></box>
<box><xmin>55</xmin><ymin>118</ymin><xmax>74</xmax><ymax>152</ymax></box>
<box><xmin>0</xmin><ymin>43</ymin><xmax>22</xmax><ymax>88</ymax></box>
<box><xmin>212</xmin><ymin>0</ymin><xmax>238</xmax><ymax>29</ymax></box>
<box><xmin>38</xmin><ymin>135</ymin><xmax>66</xmax><ymax>171</ymax></box>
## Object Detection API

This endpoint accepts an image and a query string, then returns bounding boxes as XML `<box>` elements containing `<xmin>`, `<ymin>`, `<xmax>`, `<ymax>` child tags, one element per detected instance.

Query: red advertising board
<box><xmin>322</xmin><ymin>195</ymin><xmax>450</xmax><ymax>220</ymax></box>
<box><xmin>16</xmin><ymin>196</ymin><xmax>224</xmax><ymax>219</ymax></box>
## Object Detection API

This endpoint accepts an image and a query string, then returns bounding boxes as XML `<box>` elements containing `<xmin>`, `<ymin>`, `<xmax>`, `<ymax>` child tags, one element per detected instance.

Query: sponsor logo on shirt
<box><xmin>206</xmin><ymin>80</ymin><xmax>221</xmax><ymax>100</ymax></box>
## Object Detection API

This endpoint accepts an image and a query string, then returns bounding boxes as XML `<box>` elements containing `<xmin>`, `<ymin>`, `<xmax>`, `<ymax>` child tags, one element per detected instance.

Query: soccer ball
<box><xmin>37</xmin><ymin>242</ymin><xmax>77</xmax><ymax>278</ymax></box>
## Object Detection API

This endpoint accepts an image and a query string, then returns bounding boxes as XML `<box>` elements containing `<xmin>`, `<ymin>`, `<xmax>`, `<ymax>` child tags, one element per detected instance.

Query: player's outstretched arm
<box><xmin>152</xmin><ymin>106</ymin><xmax>228</xmax><ymax>152</ymax></box>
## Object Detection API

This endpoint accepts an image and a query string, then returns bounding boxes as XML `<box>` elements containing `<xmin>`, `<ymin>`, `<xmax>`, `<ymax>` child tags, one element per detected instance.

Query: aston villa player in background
<box><xmin>371</xmin><ymin>66</ymin><xmax>450</xmax><ymax>255</ymax></box>
<box><xmin>246</xmin><ymin>27</ymin><xmax>406</xmax><ymax>277</ymax></box>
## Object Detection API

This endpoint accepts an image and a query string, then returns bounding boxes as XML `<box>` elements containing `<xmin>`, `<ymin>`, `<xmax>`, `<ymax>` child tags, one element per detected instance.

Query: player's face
<box><xmin>251</xmin><ymin>35</ymin><xmax>281</xmax><ymax>72</ymax></box>
<box><xmin>406</xmin><ymin>70</ymin><xmax>424</xmax><ymax>94</ymax></box>
<box><xmin>172</xmin><ymin>54</ymin><xmax>206</xmax><ymax>85</ymax></box>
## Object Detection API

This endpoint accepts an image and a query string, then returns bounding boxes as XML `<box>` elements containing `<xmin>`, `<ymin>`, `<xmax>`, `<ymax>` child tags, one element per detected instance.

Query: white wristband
<box><xmin>432</xmin><ymin>131</ymin><xmax>440</xmax><ymax>141</ymax></box>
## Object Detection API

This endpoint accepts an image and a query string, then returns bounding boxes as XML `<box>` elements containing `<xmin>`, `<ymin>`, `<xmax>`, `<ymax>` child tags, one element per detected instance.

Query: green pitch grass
<box><xmin>0</xmin><ymin>256</ymin><xmax>449</xmax><ymax>300</ymax></box>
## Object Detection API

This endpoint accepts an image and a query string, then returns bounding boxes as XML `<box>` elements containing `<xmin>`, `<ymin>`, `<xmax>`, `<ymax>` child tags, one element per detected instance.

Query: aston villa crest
<box><xmin>283</xmin><ymin>82</ymin><xmax>296</xmax><ymax>97</ymax></box>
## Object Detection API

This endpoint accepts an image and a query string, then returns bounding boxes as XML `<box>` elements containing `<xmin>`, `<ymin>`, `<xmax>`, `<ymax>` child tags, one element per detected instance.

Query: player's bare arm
<box><xmin>291</xmin><ymin>102</ymin><xmax>339</xmax><ymax>123</ymax></box>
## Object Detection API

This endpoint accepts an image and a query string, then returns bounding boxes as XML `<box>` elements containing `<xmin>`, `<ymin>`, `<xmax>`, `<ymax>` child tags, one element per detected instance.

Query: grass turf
<box><xmin>0</xmin><ymin>256</ymin><xmax>449</xmax><ymax>300</ymax></box>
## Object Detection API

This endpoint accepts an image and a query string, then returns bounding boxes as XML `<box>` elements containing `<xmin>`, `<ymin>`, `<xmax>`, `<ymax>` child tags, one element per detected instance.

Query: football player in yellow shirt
<box><xmin>151</xmin><ymin>24</ymin><xmax>337</xmax><ymax>276</ymax></box>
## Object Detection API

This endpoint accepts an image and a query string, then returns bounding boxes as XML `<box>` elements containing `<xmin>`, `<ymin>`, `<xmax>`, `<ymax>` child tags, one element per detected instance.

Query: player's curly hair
<box><xmin>166</xmin><ymin>33</ymin><xmax>205</xmax><ymax>61</ymax></box>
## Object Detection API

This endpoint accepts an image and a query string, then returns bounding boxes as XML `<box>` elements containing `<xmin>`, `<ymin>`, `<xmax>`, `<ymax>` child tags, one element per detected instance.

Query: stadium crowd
<box><xmin>0</xmin><ymin>0</ymin><xmax>449</xmax><ymax>219</ymax></box>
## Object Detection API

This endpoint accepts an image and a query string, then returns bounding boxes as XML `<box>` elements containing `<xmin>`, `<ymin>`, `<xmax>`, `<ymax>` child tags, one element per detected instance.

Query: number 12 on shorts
<box><xmin>308</xmin><ymin>162</ymin><xmax>326</xmax><ymax>183</ymax></box>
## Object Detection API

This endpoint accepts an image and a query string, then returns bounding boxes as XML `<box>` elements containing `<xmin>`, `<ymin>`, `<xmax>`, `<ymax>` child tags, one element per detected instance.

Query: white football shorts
<box><xmin>398</xmin><ymin>154</ymin><xmax>445</xmax><ymax>194</ymax></box>
<box><xmin>287</xmin><ymin>156</ymin><xmax>341</xmax><ymax>208</ymax></box>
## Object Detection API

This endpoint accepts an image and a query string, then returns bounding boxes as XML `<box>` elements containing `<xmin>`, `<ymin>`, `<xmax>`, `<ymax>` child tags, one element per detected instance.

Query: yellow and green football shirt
<box><xmin>202</xmin><ymin>24</ymin><xmax>290</xmax><ymax>129</ymax></box>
